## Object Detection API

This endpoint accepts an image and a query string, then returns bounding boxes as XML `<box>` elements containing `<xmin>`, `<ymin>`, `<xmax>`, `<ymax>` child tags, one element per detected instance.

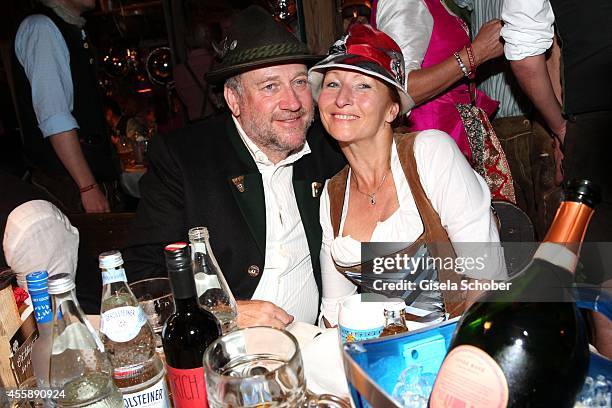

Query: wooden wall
<box><xmin>301</xmin><ymin>0</ymin><xmax>343</xmax><ymax>55</ymax></box>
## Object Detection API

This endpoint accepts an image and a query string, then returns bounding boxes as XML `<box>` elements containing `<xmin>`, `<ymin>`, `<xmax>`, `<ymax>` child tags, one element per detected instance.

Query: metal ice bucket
<box><xmin>343</xmin><ymin>289</ymin><xmax>612</xmax><ymax>407</ymax></box>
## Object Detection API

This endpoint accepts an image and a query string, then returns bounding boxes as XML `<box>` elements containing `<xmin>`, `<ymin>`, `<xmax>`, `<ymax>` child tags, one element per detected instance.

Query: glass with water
<box><xmin>128</xmin><ymin>277</ymin><xmax>174</xmax><ymax>354</ymax></box>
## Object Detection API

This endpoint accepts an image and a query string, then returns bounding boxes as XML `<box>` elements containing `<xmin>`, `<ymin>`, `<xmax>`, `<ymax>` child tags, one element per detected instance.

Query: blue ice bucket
<box><xmin>342</xmin><ymin>289</ymin><xmax>612</xmax><ymax>407</ymax></box>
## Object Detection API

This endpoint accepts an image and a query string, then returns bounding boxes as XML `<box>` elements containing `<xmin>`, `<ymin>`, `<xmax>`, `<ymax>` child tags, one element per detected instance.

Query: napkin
<box><xmin>3</xmin><ymin>200</ymin><xmax>79</xmax><ymax>288</ymax></box>
<box><xmin>291</xmin><ymin>324</ymin><xmax>351</xmax><ymax>399</ymax></box>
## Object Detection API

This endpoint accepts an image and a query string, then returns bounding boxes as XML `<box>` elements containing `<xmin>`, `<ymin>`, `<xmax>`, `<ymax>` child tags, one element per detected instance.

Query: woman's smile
<box><xmin>331</xmin><ymin>113</ymin><xmax>359</xmax><ymax>121</ymax></box>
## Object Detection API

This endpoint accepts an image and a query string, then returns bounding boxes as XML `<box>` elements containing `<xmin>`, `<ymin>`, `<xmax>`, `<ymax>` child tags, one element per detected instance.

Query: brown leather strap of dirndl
<box><xmin>328</xmin><ymin>165</ymin><xmax>349</xmax><ymax>239</ymax></box>
<box><xmin>395</xmin><ymin>133</ymin><xmax>466</xmax><ymax>318</ymax></box>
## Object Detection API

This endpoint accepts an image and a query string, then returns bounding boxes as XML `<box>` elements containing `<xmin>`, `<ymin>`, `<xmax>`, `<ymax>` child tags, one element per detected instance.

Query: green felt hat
<box><xmin>206</xmin><ymin>5</ymin><xmax>322</xmax><ymax>84</ymax></box>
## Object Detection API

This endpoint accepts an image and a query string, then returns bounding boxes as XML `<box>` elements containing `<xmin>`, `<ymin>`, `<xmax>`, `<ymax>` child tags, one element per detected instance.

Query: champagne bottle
<box><xmin>162</xmin><ymin>242</ymin><xmax>222</xmax><ymax>408</ymax></box>
<box><xmin>430</xmin><ymin>179</ymin><xmax>600</xmax><ymax>408</ymax></box>
<box><xmin>98</xmin><ymin>250</ymin><xmax>170</xmax><ymax>408</ymax></box>
<box><xmin>188</xmin><ymin>226</ymin><xmax>238</xmax><ymax>333</ymax></box>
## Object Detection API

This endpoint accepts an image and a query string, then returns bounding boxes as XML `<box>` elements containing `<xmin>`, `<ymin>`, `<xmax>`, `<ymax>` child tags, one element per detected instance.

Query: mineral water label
<box><xmin>165</xmin><ymin>365</ymin><xmax>207</xmax><ymax>408</ymax></box>
<box><xmin>430</xmin><ymin>345</ymin><xmax>509</xmax><ymax>408</ymax></box>
<box><xmin>102</xmin><ymin>268</ymin><xmax>128</xmax><ymax>285</ymax></box>
<box><xmin>100</xmin><ymin>306</ymin><xmax>147</xmax><ymax>343</ymax></box>
<box><xmin>122</xmin><ymin>375</ymin><xmax>170</xmax><ymax>408</ymax></box>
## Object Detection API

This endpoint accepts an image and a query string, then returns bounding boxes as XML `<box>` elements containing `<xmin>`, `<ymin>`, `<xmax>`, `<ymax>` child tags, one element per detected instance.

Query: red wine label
<box><xmin>165</xmin><ymin>365</ymin><xmax>208</xmax><ymax>408</ymax></box>
<box><xmin>430</xmin><ymin>345</ymin><xmax>508</xmax><ymax>408</ymax></box>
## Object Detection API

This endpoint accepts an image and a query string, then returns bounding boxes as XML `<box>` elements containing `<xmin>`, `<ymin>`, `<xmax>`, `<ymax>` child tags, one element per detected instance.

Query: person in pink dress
<box><xmin>371</xmin><ymin>0</ymin><xmax>503</xmax><ymax>160</ymax></box>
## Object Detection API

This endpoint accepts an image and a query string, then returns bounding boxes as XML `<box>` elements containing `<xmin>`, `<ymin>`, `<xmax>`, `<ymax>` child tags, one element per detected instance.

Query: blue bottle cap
<box><xmin>26</xmin><ymin>271</ymin><xmax>49</xmax><ymax>292</ymax></box>
<box><xmin>27</xmin><ymin>271</ymin><xmax>52</xmax><ymax>324</ymax></box>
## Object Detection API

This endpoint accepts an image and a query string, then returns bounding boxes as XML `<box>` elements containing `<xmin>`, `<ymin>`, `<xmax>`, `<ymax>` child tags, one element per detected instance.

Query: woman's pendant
<box><xmin>370</xmin><ymin>194</ymin><xmax>376</xmax><ymax>205</ymax></box>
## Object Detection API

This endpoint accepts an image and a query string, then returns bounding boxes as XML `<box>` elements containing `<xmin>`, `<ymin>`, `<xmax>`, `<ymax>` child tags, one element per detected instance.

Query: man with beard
<box><xmin>123</xmin><ymin>6</ymin><xmax>345</xmax><ymax>328</ymax></box>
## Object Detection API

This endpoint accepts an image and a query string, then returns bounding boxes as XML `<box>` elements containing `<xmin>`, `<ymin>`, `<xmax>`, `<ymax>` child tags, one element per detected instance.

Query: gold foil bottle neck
<box><xmin>543</xmin><ymin>201</ymin><xmax>595</xmax><ymax>256</ymax></box>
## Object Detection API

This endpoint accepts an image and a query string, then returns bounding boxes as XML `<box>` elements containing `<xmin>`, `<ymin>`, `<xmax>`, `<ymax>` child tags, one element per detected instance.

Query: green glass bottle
<box><xmin>430</xmin><ymin>179</ymin><xmax>600</xmax><ymax>408</ymax></box>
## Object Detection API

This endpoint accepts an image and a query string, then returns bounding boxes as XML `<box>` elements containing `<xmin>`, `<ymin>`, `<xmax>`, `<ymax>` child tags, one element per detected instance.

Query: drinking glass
<box><xmin>203</xmin><ymin>326</ymin><xmax>350</xmax><ymax>408</ymax></box>
<box><xmin>117</xmin><ymin>137</ymin><xmax>134</xmax><ymax>168</ymax></box>
<box><xmin>131</xmin><ymin>138</ymin><xmax>148</xmax><ymax>165</ymax></box>
<box><xmin>128</xmin><ymin>277</ymin><xmax>174</xmax><ymax>354</ymax></box>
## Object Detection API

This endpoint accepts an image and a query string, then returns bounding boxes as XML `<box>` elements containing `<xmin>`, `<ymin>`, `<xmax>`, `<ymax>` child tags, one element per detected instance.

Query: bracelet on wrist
<box><xmin>465</xmin><ymin>45</ymin><xmax>476</xmax><ymax>79</ymax></box>
<box><xmin>453</xmin><ymin>51</ymin><xmax>471</xmax><ymax>78</ymax></box>
<box><xmin>79</xmin><ymin>183</ymin><xmax>98</xmax><ymax>193</ymax></box>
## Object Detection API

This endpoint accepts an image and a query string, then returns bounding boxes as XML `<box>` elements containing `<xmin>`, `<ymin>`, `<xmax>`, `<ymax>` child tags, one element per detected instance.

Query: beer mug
<box><xmin>203</xmin><ymin>326</ymin><xmax>350</xmax><ymax>407</ymax></box>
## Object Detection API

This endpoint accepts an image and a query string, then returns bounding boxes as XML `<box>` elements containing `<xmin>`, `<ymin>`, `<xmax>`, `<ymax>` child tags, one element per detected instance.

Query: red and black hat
<box><xmin>308</xmin><ymin>24</ymin><xmax>412</xmax><ymax>115</ymax></box>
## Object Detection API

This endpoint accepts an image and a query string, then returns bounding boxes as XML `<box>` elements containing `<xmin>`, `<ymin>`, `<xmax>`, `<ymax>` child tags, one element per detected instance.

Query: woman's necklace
<box><xmin>351</xmin><ymin>167</ymin><xmax>390</xmax><ymax>206</ymax></box>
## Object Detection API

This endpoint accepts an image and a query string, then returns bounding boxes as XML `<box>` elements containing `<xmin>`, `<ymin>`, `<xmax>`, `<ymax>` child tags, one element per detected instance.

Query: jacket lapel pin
<box><xmin>232</xmin><ymin>176</ymin><xmax>246</xmax><ymax>193</ymax></box>
<box><xmin>311</xmin><ymin>181</ymin><xmax>323</xmax><ymax>198</ymax></box>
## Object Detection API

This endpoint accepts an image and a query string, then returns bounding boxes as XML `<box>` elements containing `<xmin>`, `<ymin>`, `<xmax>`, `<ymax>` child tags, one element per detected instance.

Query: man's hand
<box><xmin>551</xmin><ymin>118</ymin><xmax>567</xmax><ymax>146</ymax></box>
<box><xmin>552</xmin><ymin>134</ymin><xmax>565</xmax><ymax>186</ymax></box>
<box><xmin>472</xmin><ymin>19</ymin><xmax>504</xmax><ymax>65</ymax></box>
<box><xmin>510</xmin><ymin>56</ymin><xmax>566</xmax><ymax>167</ymax></box>
<box><xmin>49</xmin><ymin>130</ymin><xmax>112</xmax><ymax>212</ymax></box>
<box><xmin>236</xmin><ymin>300</ymin><xmax>294</xmax><ymax>329</ymax></box>
<box><xmin>81</xmin><ymin>186</ymin><xmax>110</xmax><ymax>213</ymax></box>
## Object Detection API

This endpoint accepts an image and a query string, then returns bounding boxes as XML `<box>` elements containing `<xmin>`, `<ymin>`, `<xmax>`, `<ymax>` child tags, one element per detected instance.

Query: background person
<box><xmin>371</xmin><ymin>0</ymin><xmax>502</xmax><ymax>160</ymax></box>
<box><xmin>12</xmin><ymin>0</ymin><xmax>121</xmax><ymax>214</ymax></box>
<box><xmin>502</xmin><ymin>0</ymin><xmax>612</xmax><ymax>359</ymax></box>
<box><xmin>455</xmin><ymin>0</ymin><xmax>563</xmax><ymax>238</ymax></box>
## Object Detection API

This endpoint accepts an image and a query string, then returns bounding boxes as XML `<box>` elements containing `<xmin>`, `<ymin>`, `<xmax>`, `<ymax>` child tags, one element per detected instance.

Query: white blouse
<box><xmin>319</xmin><ymin>130</ymin><xmax>506</xmax><ymax>326</ymax></box>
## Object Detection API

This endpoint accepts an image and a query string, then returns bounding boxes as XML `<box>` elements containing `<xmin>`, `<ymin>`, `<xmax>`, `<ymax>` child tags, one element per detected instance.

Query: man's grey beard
<box><xmin>244</xmin><ymin>110</ymin><xmax>314</xmax><ymax>155</ymax></box>
<box><xmin>39</xmin><ymin>0</ymin><xmax>87</xmax><ymax>27</ymax></box>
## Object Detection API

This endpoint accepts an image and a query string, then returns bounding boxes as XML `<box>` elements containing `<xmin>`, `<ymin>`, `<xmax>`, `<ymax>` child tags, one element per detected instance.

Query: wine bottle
<box><xmin>99</xmin><ymin>250</ymin><xmax>170</xmax><ymax>408</ymax></box>
<box><xmin>430</xmin><ymin>179</ymin><xmax>600</xmax><ymax>408</ymax></box>
<box><xmin>162</xmin><ymin>242</ymin><xmax>222</xmax><ymax>408</ymax></box>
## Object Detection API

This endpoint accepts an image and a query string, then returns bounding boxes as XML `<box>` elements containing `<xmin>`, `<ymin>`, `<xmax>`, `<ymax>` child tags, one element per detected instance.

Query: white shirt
<box><xmin>15</xmin><ymin>15</ymin><xmax>80</xmax><ymax>137</ymax></box>
<box><xmin>375</xmin><ymin>0</ymin><xmax>460</xmax><ymax>110</ymax></box>
<box><xmin>455</xmin><ymin>0</ymin><xmax>530</xmax><ymax>118</ymax></box>
<box><xmin>319</xmin><ymin>130</ymin><xmax>506</xmax><ymax>326</ymax></box>
<box><xmin>501</xmin><ymin>0</ymin><xmax>555</xmax><ymax>61</ymax></box>
<box><xmin>232</xmin><ymin>117</ymin><xmax>319</xmax><ymax>324</ymax></box>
